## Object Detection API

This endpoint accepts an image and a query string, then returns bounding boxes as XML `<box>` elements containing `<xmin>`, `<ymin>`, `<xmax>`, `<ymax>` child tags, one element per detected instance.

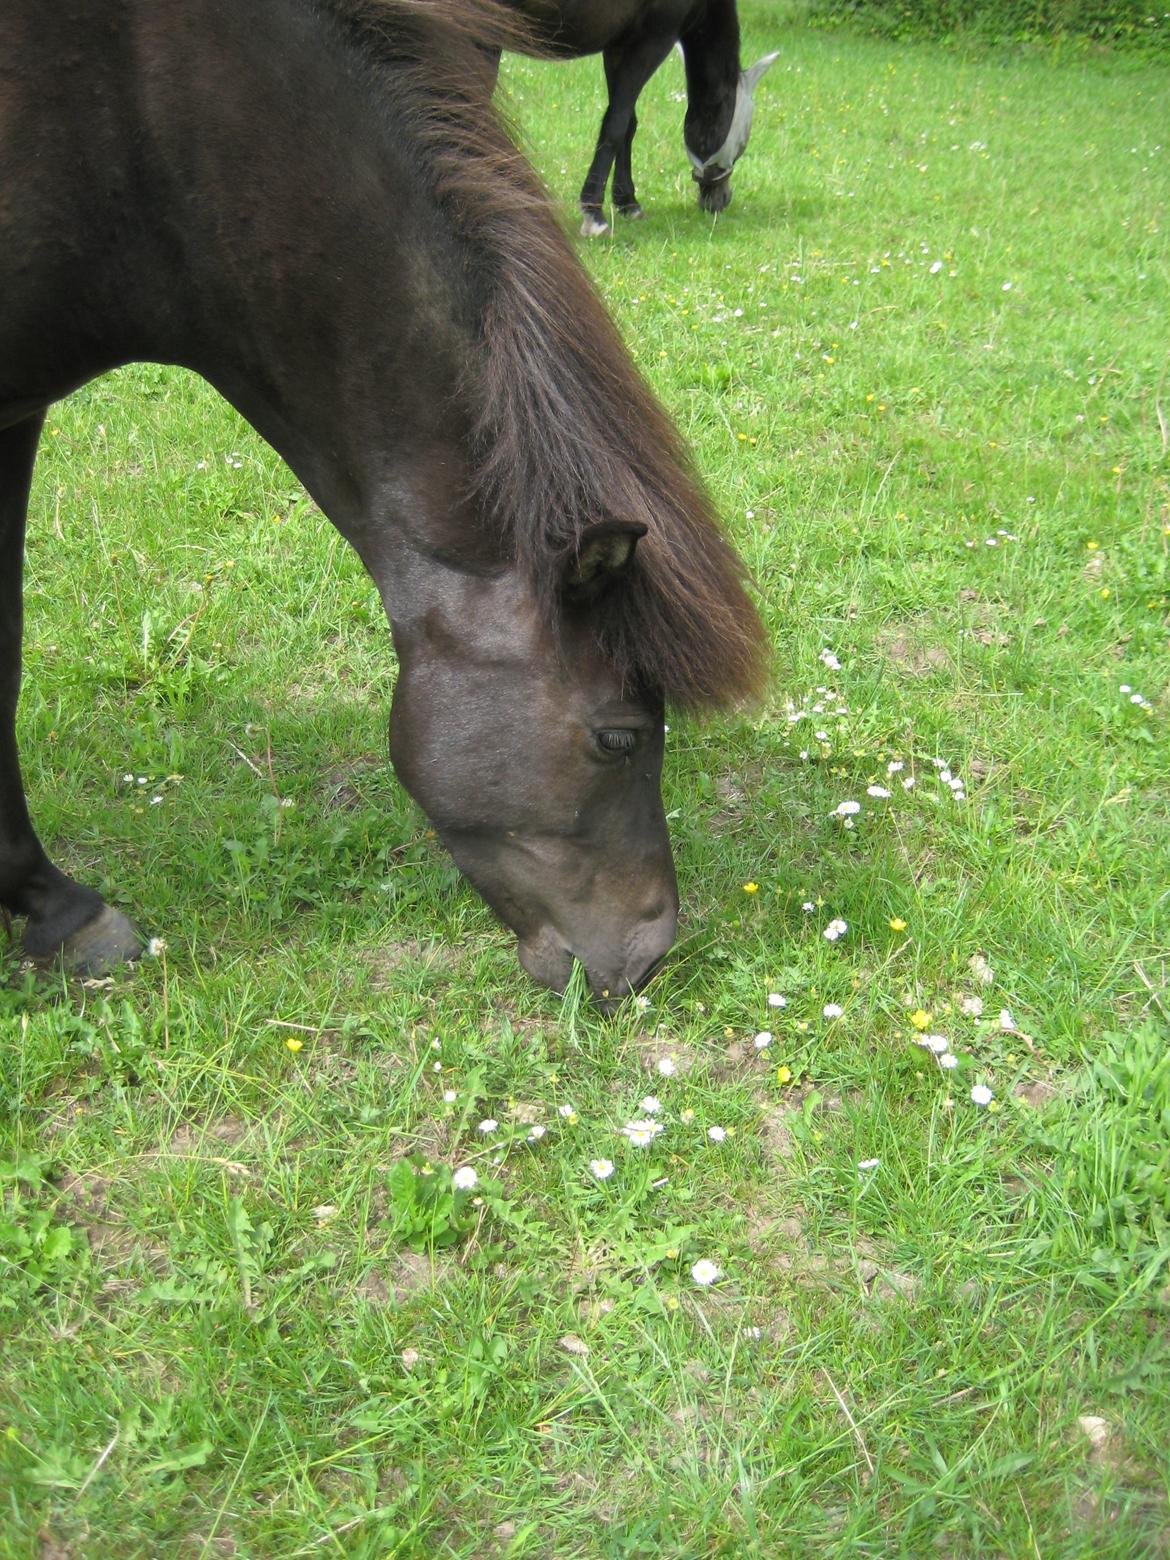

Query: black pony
<box><xmin>0</xmin><ymin>0</ymin><xmax>767</xmax><ymax>1001</ymax></box>
<box><xmin>500</xmin><ymin>0</ymin><xmax>778</xmax><ymax>234</ymax></box>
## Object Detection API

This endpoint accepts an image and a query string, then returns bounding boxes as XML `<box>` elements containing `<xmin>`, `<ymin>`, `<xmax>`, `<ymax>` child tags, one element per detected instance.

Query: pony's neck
<box><xmin>681</xmin><ymin>0</ymin><xmax>741</xmax><ymax>91</ymax></box>
<box><xmin>145</xmin><ymin>0</ymin><xmax>488</xmax><ymax>598</ymax></box>
<box><xmin>680</xmin><ymin>0</ymin><xmax>742</xmax><ymax>155</ymax></box>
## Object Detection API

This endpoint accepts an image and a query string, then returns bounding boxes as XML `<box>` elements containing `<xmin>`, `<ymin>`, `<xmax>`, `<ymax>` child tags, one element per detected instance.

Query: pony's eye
<box><xmin>597</xmin><ymin>729</ymin><xmax>637</xmax><ymax>756</ymax></box>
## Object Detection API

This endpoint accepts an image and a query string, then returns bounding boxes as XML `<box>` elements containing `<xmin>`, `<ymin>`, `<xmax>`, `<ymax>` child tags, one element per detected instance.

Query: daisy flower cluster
<box><xmin>784</xmin><ymin>647</ymin><xmax>976</xmax><ymax>823</ymax></box>
<box><xmin>785</xmin><ymin>675</ymin><xmax>850</xmax><ymax>760</ymax></box>
<box><xmin>906</xmin><ymin>955</ymin><xmax>1016</xmax><ymax>1109</ymax></box>
<box><xmin>963</xmin><ymin>526</ymin><xmax>1019</xmax><ymax>550</ymax></box>
<box><xmin>1118</xmin><ymin>683</ymin><xmax>1153</xmax><ymax>713</ymax></box>
<box><xmin>831</xmin><ymin>755</ymin><xmax>967</xmax><ymax>830</ymax></box>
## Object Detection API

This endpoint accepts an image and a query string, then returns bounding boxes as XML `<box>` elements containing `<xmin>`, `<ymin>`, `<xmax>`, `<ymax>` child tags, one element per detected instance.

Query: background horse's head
<box><xmin>685</xmin><ymin>50</ymin><xmax>780</xmax><ymax>214</ymax></box>
<box><xmin>388</xmin><ymin>524</ymin><xmax>679</xmax><ymax>1004</ymax></box>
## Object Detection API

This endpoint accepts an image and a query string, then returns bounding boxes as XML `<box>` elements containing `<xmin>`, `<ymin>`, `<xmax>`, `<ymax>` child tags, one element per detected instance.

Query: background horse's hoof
<box><xmin>579</xmin><ymin>210</ymin><xmax>609</xmax><ymax>238</ymax></box>
<box><xmin>36</xmin><ymin>904</ymin><xmax>144</xmax><ymax>977</ymax></box>
<box><xmin>616</xmin><ymin>201</ymin><xmax>644</xmax><ymax>220</ymax></box>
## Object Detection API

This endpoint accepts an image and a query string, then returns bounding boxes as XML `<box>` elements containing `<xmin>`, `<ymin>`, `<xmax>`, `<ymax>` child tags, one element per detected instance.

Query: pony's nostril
<box><xmin>629</xmin><ymin>949</ymin><xmax>668</xmax><ymax>991</ymax></box>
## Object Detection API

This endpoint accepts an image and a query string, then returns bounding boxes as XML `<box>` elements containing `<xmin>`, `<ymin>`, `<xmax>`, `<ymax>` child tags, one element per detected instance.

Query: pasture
<box><xmin>2</xmin><ymin>4</ymin><xmax>1168</xmax><ymax>1554</ymax></box>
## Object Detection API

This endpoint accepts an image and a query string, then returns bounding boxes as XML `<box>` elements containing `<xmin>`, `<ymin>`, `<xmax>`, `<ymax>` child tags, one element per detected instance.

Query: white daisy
<box><xmin>452</xmin><ymin>1166</ymin><xmax>477</xmax><ymax>1191</ymax></box>
<box><xmin>621</xmin><ymin>1119</ymin><xmax>664</xmax><ymax>1147</ymax></box>
<box><xmin>691</xmin><ymin>1259</ymin><xmax>721</xmax><ymax>1287</ymax></box>
<box><xmin>590</xmin><ymin>1158</ymin><xmax>615</xmax><ymax>1181</ymax></box>
<box><xmin>970</xmin><ymin>1084</ymin><xmax>993</xmax><ymax>1107</ymax></box>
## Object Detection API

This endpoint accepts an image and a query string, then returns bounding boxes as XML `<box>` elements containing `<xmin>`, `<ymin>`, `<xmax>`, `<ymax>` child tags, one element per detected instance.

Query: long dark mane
<box><xmin>328</xmin><ymin>0</ymin><xmax>768</xmax><ymax>710</ymax></box>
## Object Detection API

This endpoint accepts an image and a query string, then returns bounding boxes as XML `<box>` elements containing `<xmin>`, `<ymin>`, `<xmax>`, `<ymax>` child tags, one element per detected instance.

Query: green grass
<box><xmin>2</xmin><ymin>10</ymin><xmax>1169</xmax><ymax>1555</ymax></box>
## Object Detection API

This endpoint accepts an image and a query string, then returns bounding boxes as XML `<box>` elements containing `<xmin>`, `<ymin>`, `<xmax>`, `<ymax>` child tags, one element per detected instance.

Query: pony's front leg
<box><xmin>580</xmin><ymin>36</ymin><xmax>673</xmax><ymax>236</ymax></box>
<box><xmin>611</xmin><ymin>106</ymin><xmax>642</xmax><ymax>218</ymax></box>
<box><xmin>0</xmin><ymin>413</ymin><xmax>142</xmax><ymax>974</ymax></box>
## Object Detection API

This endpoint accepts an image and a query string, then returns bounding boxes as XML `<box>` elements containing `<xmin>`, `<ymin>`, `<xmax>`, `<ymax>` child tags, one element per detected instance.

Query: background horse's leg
<box><xmin>0</xmin><ymin>413</ymin><xmax>142</xmax><ymax>973</ymax></box>
<box><xmin>579</xmin><ymin>34</ymin><xmax>675</xmax><ymax>236</ymax></box>
<box><xmin>606</xmin><ymin>51</ymin><xmax>642</xmax><ymax>219</ymax></box>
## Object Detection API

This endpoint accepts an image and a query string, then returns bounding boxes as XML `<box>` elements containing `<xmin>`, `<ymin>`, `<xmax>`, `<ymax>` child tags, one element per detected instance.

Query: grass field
<box><xmin>2</xmin><ymin>6</ymin><xmax>1169</xmax><ymax>1555</ymax></box>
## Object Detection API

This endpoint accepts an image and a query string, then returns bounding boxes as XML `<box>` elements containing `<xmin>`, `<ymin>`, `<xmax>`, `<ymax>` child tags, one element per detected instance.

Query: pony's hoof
<box><xmin>38</xmin><ymin>905</ymin><xmax>144</xmax><ymax>977</ymax></box>
<box><xmin>580</xmin><ymin>211</ymin><xmax>609</xmax><ymax>238</ymax></box>
<box><xmin>616</xmin><ymin>202</ymin><xmax>644</xmax><ymax>220</ymax></box>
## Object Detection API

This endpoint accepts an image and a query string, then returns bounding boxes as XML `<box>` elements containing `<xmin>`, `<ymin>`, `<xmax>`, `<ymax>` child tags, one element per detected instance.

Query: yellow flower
<box><xmin>1085</xmin><ymin>540</ymin><xmax>1099</xmax><ymax>551</ymax></box>
<box><xmin>285</xmin><ymin>1036</ymin><xmax>303</xmax><ymax>1052</ymax></box>
<box><xmin>743</xmin><ymin>881</ymin><xmax>759</xmax><ymax>894</ymax></box>
<box><xmin>909</xmin><ymin>1008</ymin><xmax>931</xmax><ymax>1030</ymax></box>
<box><xmin>776</xmin><ymin>1065</ymin><xmax>793</xmax><ymax>1085</ymax></box>
<box><xmin>889</xmin><ymin>917</ymin><xmax>908</xmax><ymax>932</ymax></box>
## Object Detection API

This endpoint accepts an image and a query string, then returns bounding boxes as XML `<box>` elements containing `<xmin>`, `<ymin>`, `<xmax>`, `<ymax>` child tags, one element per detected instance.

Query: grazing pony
<box><xmin>498</xmin><ymin>0</ymin><xmax>779</xmax><ymax>234</ymax></box>
<box><xmin>0</xmin><ymin>0</ymin><xmax>767</xmax><ymax>1002</ymax></box>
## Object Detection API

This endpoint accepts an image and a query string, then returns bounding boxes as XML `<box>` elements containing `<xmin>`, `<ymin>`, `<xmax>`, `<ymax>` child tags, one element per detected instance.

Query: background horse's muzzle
<box><xmin>695</xmin><ymin>167</ymin><xmax>733</xmax><ymax>214</ymax></box>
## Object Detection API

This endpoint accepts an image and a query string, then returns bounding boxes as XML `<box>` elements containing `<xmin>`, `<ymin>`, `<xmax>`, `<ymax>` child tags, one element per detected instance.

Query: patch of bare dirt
<box><xmin>857</xmin><ymin>1257</ymin><xmax>921</xmax><ymax>1302</ymax></box>
<box><xmin>320</xmin><ymin>754</ymin><xmax>385</xmax><ymax>810</ymax></box>
<box><xmin>361</xmin><ymin>937</ymin><xmax>463</xmax><ymax>991</ymax></box>
<box><xmin>1014</xmin><ymin>1078</ymin><xmax>1059</xmax><ymax>1108</ymax></box>
<box><xmin>166</xmin><ymin>1115</ymin><xmax>252</xmax><ymax>1154</ymax></box>
<box><xmin>158</xmin><ymin>1116</ymin><xmax>254</xmax><ymax>1177</ymax></box>
<box><xmin>354</xmin><ymin>1266</ymin><xmax>392</xmax><ymax>1306</ymax></box>
<box><xmin>875</xmin><ymin>625</ymin><xmax>951</xmax><ymax>678</ymax></box>
<box><xmin>760</xmin><ymin>1106</ymin><xmax>798</xmax><ymax>1161</ymax></box>
<box><xmin>354</xmin><ymin>1249</ymin><xmax>459</xmax><ymax>1305</ymax></box>
<box><xmin>37</xmin><ymin>1532</ymin><xmax>80</xmax><ymax>1560</ymax></box>
<box><xmin>55</xmin><ymin>1171</ymin><xmax>167</xmax><ymax>1275</ymax></box>
<box><xmin>631</xmin><ymin>1033</ymin><xmax>700</xmax><ymax>1078</ymax></box>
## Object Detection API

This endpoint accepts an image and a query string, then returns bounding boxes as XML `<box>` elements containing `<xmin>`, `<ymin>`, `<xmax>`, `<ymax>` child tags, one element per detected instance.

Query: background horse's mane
<box><xmin>327</xmin><ymin>0</ymin><xmax>768</xmax><ymax>709</ymax></box>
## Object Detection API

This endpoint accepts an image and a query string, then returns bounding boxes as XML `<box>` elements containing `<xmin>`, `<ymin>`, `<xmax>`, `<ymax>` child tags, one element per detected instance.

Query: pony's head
<box><xmin>685</xmin><ymin>51</ymin><xmax>780</xmax><ymax>214</ymax></box>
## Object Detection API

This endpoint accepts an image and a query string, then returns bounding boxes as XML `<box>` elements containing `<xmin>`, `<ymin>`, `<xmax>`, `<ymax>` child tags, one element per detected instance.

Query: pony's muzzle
<box><xmin>516</xmin><ymin>899</ymin><xmax>678</xmax><ymax>1010</ymax></box>
<box><xmin>583</xmin><ymin>898</ymin><xmax>679</xmax><ymax>1010</ymax></box>
<box><xmin>696</xmin><ymin>170</ymin><xmax>733</xmax><ymax>214</ymax></box>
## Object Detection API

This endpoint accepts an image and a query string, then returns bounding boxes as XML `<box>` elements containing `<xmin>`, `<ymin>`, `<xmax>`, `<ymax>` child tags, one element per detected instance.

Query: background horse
<box><xmin>499</xmin><ymin>0</ymin><xmax>779</xmax><ymax>234</ymax></box>
<box><xmin>0</xmin><ymin>0</ymin><xmax>766</xmax><ymax>1002</ymax></box>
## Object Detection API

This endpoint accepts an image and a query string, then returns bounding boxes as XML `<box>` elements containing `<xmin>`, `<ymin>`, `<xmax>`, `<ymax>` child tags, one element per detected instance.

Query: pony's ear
<box><xmin>564</xmin><ymin>521</ymin><xmax>647</xmax><ymax>600</ymax></box>
<box><xmin>743</xmin><ymin>51</ymin><xmax>780</xmax><ymax>94</ymax></box>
